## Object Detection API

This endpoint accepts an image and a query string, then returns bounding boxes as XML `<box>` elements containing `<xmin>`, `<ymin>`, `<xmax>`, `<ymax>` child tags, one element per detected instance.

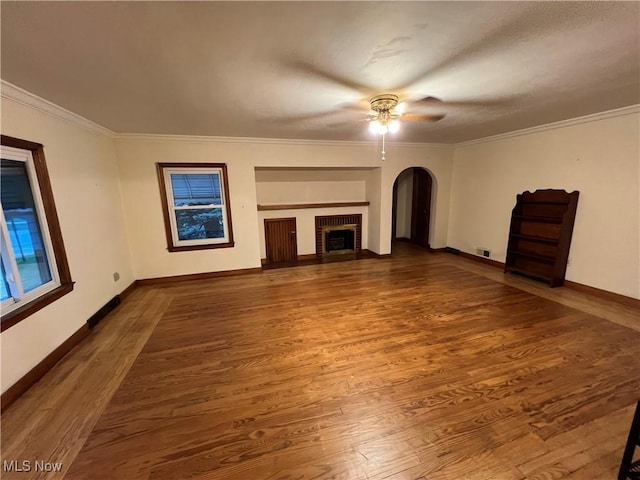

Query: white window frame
<box><xmin>157</xmin><ymin>163</ymin><xmax>234</xmax><ymax>252</ymax></box>
<box><xmin>1</xmin><ymin>146</ymin><xmax>61</xmax><ymax>315</ymax></box>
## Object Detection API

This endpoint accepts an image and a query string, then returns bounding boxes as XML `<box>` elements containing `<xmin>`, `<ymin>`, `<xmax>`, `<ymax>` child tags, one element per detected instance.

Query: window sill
<box><xmin>1</xmin><ymin>282</ymin><xmax>75</xmax><ymax>332</ymax></box>
<box><xmin>167</xmin><ymin>241</ymin><xmax>235</xmax><ymax>253</ymax></box>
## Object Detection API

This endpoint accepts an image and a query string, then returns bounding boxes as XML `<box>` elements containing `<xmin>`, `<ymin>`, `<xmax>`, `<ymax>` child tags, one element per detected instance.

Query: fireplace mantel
<box><xmin>258</xmin><ymin>201</ymin><xmax>369</xmax><ymax>211</ymax></box>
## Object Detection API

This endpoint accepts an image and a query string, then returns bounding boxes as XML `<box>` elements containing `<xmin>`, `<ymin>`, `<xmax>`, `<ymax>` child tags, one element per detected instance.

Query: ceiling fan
<box><xmin>364</xmin><ymin>93</ymin><xmax>446</xmax><ymax>159</ymax></box>
<box><xmin>366</xmin><ymin>93</ymin><xmax>445</xmax><ymax>135</ymax></box>
<box><xmin>281</xmin><ymin>60</ymin><xmax>512</xmax><ymax>158</ymax></box>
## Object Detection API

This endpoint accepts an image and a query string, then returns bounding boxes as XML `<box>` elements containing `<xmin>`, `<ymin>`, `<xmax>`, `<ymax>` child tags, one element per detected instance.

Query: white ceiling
<box><xmin>2</xmin><ymin>1</ymin><xmax>639</xmax><ymax>143</ymax></box>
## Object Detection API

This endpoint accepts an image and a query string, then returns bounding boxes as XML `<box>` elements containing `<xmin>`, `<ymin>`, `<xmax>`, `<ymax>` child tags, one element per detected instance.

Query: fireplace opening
<box><xmin>322</xmin><ymin>224</ymin><xmax>357</xmax><ymax>255</ymax></box>
<box><xmin>326</xmin><ymin>229</ymin><xmax>355</xmax><ymax>252</ymax></box>
<box><xmin>315</xmin><ymin>215</ymin><xmax>362</xmax><ymax>257</ymax></box>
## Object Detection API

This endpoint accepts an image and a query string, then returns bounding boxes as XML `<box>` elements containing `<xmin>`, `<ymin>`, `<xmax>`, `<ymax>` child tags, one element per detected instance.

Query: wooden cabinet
<box><xmin>264</xmin><ymin>218</ymin><xmax>297</xmax><ymax>264</ymax></box>
<box><xmin>505</xmin><ymin>189</ymin><xmax>579</xmax><ymax>287</ymax></box>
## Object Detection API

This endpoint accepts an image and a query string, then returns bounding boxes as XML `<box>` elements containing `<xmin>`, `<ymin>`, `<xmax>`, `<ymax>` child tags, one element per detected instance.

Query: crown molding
<box><xmin>4</xmin><ymin>79</ymin><xmax>635</xmax><ymax>148</ymax></box>
<box><xmin>1</xmin><ymin>80</ymin><xmax>115</xmax><ymax>137</ymax></box>
<box><xmin>114</xmin><ymin>133</ymin><xmax>368</xmax><ymax>146</ymax></box>
<box><xmin>114</xmin><ymin>132</ymin><xmax>452</xmax><ymax>149</ymax></box>
<box><xmin>456</xmin><ymin>104</ymin><xmax>640</xmax><ymax>147</ymax></box>
<box><xmin>0</xmin><ymin>81</ymin><xmax>448</xmax><ymax>148</ymax></box>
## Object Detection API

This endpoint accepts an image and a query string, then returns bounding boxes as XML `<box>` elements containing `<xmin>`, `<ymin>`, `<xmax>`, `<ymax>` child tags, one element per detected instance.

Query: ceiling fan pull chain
<box><xmin>381</xmin><ymin>132</ymin><xmax>386</xmax><ymax>161</ymax></box>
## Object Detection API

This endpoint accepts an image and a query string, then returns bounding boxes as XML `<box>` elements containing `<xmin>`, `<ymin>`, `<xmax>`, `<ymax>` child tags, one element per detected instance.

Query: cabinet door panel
<box><xmin>265</xmin><ymin>218</ymin><xmax>297</xmax><ymax>263</ymax></box>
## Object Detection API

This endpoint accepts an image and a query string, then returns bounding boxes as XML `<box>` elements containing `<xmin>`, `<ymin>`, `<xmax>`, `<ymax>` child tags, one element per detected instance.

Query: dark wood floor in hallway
<box><xmin>2</xmin><ymin>244</ymin><xmax>639</xmax><ymax>479</ymax></box>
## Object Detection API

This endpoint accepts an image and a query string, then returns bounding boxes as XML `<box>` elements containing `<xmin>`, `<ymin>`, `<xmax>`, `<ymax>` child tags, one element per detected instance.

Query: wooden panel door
<box><xmin>265</xmin><ymin>218</ymin><xmax>297</xmax><ymax>263</ymax></box>
<box><xmin>411</xmin><ymin>168</ymin><xmax>432</xmax><ymax>248</ymax></box>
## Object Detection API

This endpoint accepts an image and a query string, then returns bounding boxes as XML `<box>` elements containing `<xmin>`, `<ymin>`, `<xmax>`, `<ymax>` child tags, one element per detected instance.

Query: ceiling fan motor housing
<box><xmin>370</xmin><ymin>94</ymin><xmax>399</xmax><ymax>113</ymax></box>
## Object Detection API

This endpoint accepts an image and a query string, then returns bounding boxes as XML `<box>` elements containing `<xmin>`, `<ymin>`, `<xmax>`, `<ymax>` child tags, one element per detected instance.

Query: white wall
<box><xmin>115</xmin><ymin>137</ymin><xmax>454</xmax><ymax>278</ymax></box>
<box><xmin>114</xmin><ymin>139</ymin><xmax>262</xmax><ymax>279</ymax></box>
<box><xmin>3</xmin><ymin>84</ymin><xmax>636</xmax><ymax>398</ymax></box>
<box><xmin>366</xmin><ymin>168</ymin><xmax>382</xmax><ymax>254</ymax></box>
<box><xmin>259</xmin><ymin>207</ymin><xmax>370</xmax><ymax>257</ymax></box>
<box><xmin>449</xmin><ymin>111</ymin><xmax>640</xmax><ymax>299</ymax></box>
<box><xmin>256</xmin><ymin>180</ymin><xmax>366</xmax><ymax>205</ymax></box>
<box><xmin>380</xmin><ymin>144</ymin><xmax>455</xmax><ymax>252</ymax></box>
<box><xmin>256</xmin><ymin>169</ymin><xmax>370</xmax><ymax>257</ymax></box>
<box><xmin>1</xmin><ymin>98</ymin><xmax>134</xmax><ymax>393</ymax></box>
<box><xmin>5</xmin><ymin>83</ymin><xmax>636</xmax><ymax>400</ymax></box>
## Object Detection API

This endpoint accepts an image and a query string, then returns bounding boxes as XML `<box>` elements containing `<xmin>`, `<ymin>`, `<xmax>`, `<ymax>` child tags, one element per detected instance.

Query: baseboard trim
<box><xmin>457</xmin><ymin>251</ymin><xmax>504</xmax><ymax>269</ymax></box>
<box><xmin>363</xmin><ymin>249</ymin><xmax>392</xmax><ymax>259</ymax></box>
<box><xmin>262</xmin><ymin>254</ymin><xmax>321</xmax><ymax>264</ymax></box>
<box><xmin>87</xmin><ymin>296</ymin><xmax>121</xmax><ymax>329</ymax></box>
<box><xmin>564</xmin><ymin>281</ymin><xmax>640</xmax><ymax>309</ymax></box>
<box><xmin>4</xmin><ymin>255</ymin><xmax>634</xmax><ymax>415</ymax></box>
<box><xmin>429</xmin><ymin>247</ymin><xmax>446</xmax><ymax>253</ymax></box>
<box><xmin>1</xmin><ymin>284</ymin><xmax>139</xmax><ymax>413</ymax></box>
<box><xmin>137</xmin><ymin>267</ymin><xmax>263</xmax><ymax>286</ymax></box>
<box><xmin>447</xmin><ymin>247</ymin><xmax>640</xmax><ymax>308</ymax></box>
<box><xmin>1</xmin><ymin>324</ymin><xmax>90</xmax><ymax>413</ymax></box>
<box><xmin>118</xmin><ymin>280</ymin><xmax>138</xmax><ymax>301</ymax></box>
<box><xmin>260</xmin><ymin>256</ymin><xmax>317</xmax><ymax>265</ymax></box>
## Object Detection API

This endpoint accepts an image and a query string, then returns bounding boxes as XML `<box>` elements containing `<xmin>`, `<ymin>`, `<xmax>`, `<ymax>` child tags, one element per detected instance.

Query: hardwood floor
<box><xmin>2</xmin><ymin>244</ymin><xmax>639</xmax><ymax>479</ymax></box>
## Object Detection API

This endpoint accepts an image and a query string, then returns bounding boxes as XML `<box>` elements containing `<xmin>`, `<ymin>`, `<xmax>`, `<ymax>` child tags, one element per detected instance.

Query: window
<box><xmin>1</xmin><ymin>135</ymin><xmax>73</xmax><ymax>331</ymax></box>
<box><xmin>156</xmin><ymin>163</ymin><xmax>234</xmax><ymax>252</ymax></box>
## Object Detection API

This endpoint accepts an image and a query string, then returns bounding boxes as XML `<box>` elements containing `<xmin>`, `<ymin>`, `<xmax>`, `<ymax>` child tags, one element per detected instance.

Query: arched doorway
<box><xmin>392</xmin><ymin>167</ymin><xmax>434</xmax><ymax>250</ymax></box>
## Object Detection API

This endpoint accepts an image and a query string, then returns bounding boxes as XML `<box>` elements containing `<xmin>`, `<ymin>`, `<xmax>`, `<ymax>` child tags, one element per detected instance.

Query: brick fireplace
<box><xmin>315</xmin><ymin>214</ymin><xmax>362</xmax><ymax>257</ymax></box>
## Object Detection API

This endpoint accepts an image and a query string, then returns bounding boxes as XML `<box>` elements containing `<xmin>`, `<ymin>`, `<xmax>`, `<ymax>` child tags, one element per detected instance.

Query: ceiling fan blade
<box><xmin>327</xmin><ymin>117</ymin><xmax>371</xmax><ymax>128</ymax></box>
<box><xmin>263</xmin><ymin>100</ymin><xmax>372</xmax><ymax>126</ymax></box>
<box><xmin>284</xmin><ymin>60</ymin><xmax>374</xmax><ymax>96</ymax></box>
<box><xmin>414</xmin><ymin>96</ymin><xmax>443</xmax><ymax>104</ymax></box>
<box><xmin>402</xmin><ymin>113</ymin><xmax>446</xmax><ymax>122</ymax></box>
<box><xmin>261</xmin><ymin>111</ymin><xmax>339</xmax><ymax>125</ymax></box>
<box><xmin>394</xmin><ymin>3</ymin><xmax>586</xmax><ymax>93</ymax></box>
<box><xmin>338</xmin><ymin>101</ymin><xmax>372</xmax><ymax>113</ymax></box>
<box><xmin>407</xmin><ymin>96</ymin><xmax>511</xmax><ymax>109</ymax></box>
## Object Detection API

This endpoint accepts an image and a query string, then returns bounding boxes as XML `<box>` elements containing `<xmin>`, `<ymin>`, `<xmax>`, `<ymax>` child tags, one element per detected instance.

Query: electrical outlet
<box><xmin>113</xmin><ymin>272</ymin><xmax>120</xmax><ymax>282</ymax></box>
<box><xmin>476</xmin><ymin>248</ymin><xmax>491</xmax><ymax>258</ymax></box>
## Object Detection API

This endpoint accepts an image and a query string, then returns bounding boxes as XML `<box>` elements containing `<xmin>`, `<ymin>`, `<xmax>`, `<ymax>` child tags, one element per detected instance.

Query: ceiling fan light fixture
<box><xmin>368</xmin><ymin>117</ymin><xmax>400</xmax><ymax>136</ymax></box>
<box><xmin>369</xmin><ymin>120</ymin><xmax>388</xmax><ymax>135</ymax></box>
<box><xmin>368</xmin><ymin>93</ymin><xmax>404</xmax><ymax>160</ymax></box>
<box><xmin>368</xmin><ymin>94</ymin><xmax>402</xmax><ymax>136</ymax></box>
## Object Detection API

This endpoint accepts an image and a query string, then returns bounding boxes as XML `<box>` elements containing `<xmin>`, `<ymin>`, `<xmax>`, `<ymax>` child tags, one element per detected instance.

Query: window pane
<box><xmin>174</xmin><ymin>208</ymin><xmax>224</xmax><ymax>240</ymax></box>
<box><xmin>171</xmin><ymin>173</ymin><xmax>221</xmax><ymax>207</ymax></box>
<box><xmin>1</xmin><ymin>159</ymin><xmax>52</xmax><ymax>292</ymax></box>
<box><xmin>1</xmin><ymin>260</ymin><xmax>10</xmax><ymax>301</ymax></box>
